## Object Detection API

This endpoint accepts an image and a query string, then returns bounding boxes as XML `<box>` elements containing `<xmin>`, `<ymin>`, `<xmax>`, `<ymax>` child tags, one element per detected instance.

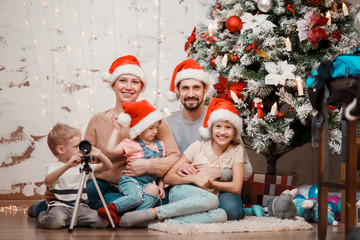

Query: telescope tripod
<box><xmin>68</xmin><ymin>163</ymin><xmax>116</xmax><ymax>232</ymax></box>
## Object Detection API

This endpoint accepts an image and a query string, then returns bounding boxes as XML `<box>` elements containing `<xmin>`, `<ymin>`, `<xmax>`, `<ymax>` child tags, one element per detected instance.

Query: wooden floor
<box><xmin>0</xmin><ymin>200</ymin><xmax>347</xmax><ymax>240</ymax></box>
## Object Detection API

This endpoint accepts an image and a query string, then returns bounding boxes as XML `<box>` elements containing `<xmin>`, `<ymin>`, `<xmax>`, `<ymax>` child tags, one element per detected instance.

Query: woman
<box><xmin>85</xmin><ymin>55</ymin><xmax>181</xmax><ymax>210</ymax></box>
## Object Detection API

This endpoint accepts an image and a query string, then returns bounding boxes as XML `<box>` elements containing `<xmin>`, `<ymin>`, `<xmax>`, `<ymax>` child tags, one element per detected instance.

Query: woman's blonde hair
<box><xmin>47</xmin><ymin>123</ymin><xmax>81</xmax><ymax>157</ymax></box>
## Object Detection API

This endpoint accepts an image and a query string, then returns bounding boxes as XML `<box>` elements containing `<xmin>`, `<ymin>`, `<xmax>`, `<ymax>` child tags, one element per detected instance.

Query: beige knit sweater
<box><xmin>84</xmin><ymin>110</ymin><xmax>181</xmax><ymax>185</ymax></box>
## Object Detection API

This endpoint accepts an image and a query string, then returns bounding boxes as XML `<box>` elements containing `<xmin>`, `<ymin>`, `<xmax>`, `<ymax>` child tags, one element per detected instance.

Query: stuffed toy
<box><xmin>294</xmin><ymin>198</ymin><xmax>338</xmax><ymax>226</ymax></box>
<box><xmin>244</xmin><ymin>189</ymin><xmax>298</xmax><ymax>220</ymax></box>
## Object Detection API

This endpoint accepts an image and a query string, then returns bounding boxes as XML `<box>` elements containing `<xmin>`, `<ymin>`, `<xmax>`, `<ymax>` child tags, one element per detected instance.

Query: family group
<box><xmin>28</xmin><ymin>55</ymin><xmax>253</xmax><ymax>230</ymax></box>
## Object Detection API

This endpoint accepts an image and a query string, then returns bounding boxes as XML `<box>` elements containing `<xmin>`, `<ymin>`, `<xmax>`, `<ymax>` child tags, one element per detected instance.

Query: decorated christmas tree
<box><xmin>185</xmin><ymin>0</ymin><xmax>360</xmax><ymax>174</ymax></box>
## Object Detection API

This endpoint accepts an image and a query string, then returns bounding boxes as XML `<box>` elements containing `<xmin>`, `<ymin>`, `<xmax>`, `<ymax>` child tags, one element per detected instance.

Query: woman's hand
<box><xmin>122</xmin><ymin>159</ymin><xmax>150</xmax><ymax>176</ymax></box>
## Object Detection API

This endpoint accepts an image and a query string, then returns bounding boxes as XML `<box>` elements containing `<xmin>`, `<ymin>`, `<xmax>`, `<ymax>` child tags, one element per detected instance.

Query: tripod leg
<box><xmin>68</xmin><ymin>171</ymin><xmax>87</xmax><ymax>233</ymax></box>
<box><xmin>90</xmin><ymin>172</ymin><xmax>116</xmax><ymax>230</ymax></box>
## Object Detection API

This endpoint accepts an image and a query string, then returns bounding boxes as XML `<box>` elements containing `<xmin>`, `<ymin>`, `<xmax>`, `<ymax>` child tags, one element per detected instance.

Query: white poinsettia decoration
<box><xmin>241</xmin><ymin>12</ymin><xmax>277</xmax><ymax>35</ymax></box>
<box><xmin>264</xmin><ymin>61</ymin><xmax>296</xmax><ymax>85</ymax></box>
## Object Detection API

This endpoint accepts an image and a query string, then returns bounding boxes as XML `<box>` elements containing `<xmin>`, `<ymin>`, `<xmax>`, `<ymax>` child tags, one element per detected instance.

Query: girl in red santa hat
<box><xmin>119</xmin><ymin>98</ymin><xmax>245</xmax><ymax>227</ymax></box>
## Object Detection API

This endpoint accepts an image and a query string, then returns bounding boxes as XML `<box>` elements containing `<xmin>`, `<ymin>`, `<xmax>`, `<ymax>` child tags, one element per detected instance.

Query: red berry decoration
<box><xmin>232</xmin><ymin>55</ymin><xmax>238</xmax><ymax>62</ymax></box>
<box><xmin>306</xmin><ymin>0</ymin><xmax>322</xmax><ymax>6</ymax></box>
<box><xmin>210</xmin><ymin>58</ymin><xmax>216</xmax><ymax>67</ymax></box>
<box><xmin>225</xmin><ymin>16</ymin><xmax>243</xmax><ymax>33</ymax></box>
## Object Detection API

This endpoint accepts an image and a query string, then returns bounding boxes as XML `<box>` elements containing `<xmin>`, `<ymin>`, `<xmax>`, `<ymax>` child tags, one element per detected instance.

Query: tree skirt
<box><xmin>148</xmin><ymin>216</ymin><xmax>314</xmax><ymax>234</ymax></box>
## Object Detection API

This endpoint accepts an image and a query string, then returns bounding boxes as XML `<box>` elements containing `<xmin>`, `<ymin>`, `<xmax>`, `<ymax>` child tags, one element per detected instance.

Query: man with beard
<box><xmin>165</xmin><ymin>59</ymin><xmax>253</xmax><ymax>220</ymax></box>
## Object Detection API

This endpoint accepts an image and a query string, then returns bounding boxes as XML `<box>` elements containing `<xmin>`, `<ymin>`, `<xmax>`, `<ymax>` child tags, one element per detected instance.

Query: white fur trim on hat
<box><xmin>117</xmin><ymin>112</ymin><xmax>132</xmax><ymax>127</ymax></box>
<box><xmin>199</xmin><ymin>109</ymin><xmax>243</xmax><ymax>140</ymax></box>
<box><xmin>165</xmin><ymin>91</ymin><xmax>178</xmax><ymax>102</ymax></box>
<box><xmin>128</xmin><ymin>110</ymin><xmax>164</xmax><ymax>139</ymax></box>
<box><xmin>105</xmin><ymin>64</ymin><xmax>146</xmax><ymax>91</ymax></box>
<box><xmin>174</xmin><ymin>69</ymin><xmax>209</xmax><ymax>88</ymax></box>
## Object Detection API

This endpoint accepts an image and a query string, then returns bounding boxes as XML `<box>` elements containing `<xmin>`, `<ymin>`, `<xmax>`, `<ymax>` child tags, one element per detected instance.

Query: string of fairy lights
<box><xmin>0</xmin><ymin>205</ymin><xmax>28</xmax><ymax>216</ymax></box>
<box><xmin>20</xmin><ymin>0</ymin><xmax>174</xmax><ymax>133</ymax></box>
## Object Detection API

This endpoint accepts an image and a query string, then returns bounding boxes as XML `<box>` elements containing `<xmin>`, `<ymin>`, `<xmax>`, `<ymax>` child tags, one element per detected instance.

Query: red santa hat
<box><xmin>199</xmin><ymin>98</ymin><xmax>243</xmax><ymax>140</ymax></box>
<box><xmin>117</xmin><ymin>100</ymin><xmax>164</xmax><ymax>139</ymax></box>
<box><xmin>166</xmin><ymin>59</ymin><xmax>209</xmax><ymax>101</ymax></box>
<box><xmin>103</xmin><ymin>55</ymin><xmax>146</xmax><ymax>91</ymax></box>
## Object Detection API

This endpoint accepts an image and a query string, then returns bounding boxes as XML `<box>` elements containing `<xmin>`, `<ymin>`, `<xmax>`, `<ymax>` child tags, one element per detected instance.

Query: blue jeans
<box><xmin>218</xmin><ymin>192</ymin><xmax>245</xmax><ymax>220</ymax></box>
<box><xmin>161</xmin><ymin>187</ymin><xmax>245</xmax><ymax>221</ymax></box>
<box><xmin>155</xmin><ymin>184</ymin><xmax>227</xmax><ymax>223</ymax></box>
<box><xmin>112</xmin><ymin>175</ymin><xmax>160</xmax><ymax>214</ymax></box>
<box><xmin>86</xmin><ymin>178</ymin><xmax>123</xmax><ymax>210</ymax></box>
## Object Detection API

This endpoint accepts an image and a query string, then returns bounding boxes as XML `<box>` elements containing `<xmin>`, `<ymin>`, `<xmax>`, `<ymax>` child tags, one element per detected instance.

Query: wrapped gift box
<box><xmin>242</xmin><ymin>173</ymin><xmax>294</xmax><ymax>207</ymax></box>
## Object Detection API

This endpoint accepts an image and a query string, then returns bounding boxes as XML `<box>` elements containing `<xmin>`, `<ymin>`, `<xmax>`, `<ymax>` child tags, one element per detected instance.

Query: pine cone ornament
<box><xmin>306</xmin><ymin>0</ymin><xmax>322</xmax><ymax>6</ymax></box>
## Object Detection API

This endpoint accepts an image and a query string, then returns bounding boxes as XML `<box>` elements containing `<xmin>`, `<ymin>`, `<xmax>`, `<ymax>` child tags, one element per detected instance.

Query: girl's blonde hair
<box><xmin>47</xmin><ymin>123</ymin><xmax>81</xmax><ymax>157</ymax></box>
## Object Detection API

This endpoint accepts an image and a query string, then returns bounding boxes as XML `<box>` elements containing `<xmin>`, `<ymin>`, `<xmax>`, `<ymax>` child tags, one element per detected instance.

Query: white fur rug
<box><xmin>148</xmin><ymin>216</ymin><xmax>314</xmax><ymax>234</ymax></box>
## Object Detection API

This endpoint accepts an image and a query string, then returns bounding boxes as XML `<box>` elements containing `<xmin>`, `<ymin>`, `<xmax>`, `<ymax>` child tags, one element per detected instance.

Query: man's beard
<box><xmin>182</xmin><ymin>97</ymin><xmax>203</xmax><ymax>111</ymax></box>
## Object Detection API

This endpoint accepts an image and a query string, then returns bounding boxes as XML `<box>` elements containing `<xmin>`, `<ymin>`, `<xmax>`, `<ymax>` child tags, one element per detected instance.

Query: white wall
<box><xmin>0</xmin><ymin>0</ymin><xmax>211</xmax><ymax>198</ymax></box>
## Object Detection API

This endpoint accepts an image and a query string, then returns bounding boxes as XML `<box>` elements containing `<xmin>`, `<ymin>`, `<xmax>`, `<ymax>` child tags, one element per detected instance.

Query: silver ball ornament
<box><xmin>257</xmin><ymin>0</ymin><xmax>274</xmax><ymax>13</ymax></box>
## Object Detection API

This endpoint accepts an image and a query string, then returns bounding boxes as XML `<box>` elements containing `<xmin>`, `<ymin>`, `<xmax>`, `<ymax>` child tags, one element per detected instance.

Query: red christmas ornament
<box><xmin>225</xmin><ymin>16</ymin><xmax>243</xmax><ymax>33</ymax></box>
<box><xmin>232</xmin><ymin>55</ymin><xmax>238</xmax><ymax>62</ymax></box>
<box><xmin>210</xmin><ymin>58</ymin><xmax>216</xmax><ymax>67</ymax></box>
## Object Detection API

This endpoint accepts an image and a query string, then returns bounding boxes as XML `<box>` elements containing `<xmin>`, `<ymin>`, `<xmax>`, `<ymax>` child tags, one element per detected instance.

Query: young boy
<box><xmin>37</xmin><ymin>123</ymin><xmax>113</xmax><ymax>229</ymax></box>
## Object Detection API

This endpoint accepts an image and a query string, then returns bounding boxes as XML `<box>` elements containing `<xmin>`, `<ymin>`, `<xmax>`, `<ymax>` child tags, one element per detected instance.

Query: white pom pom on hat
<box><xmin>117</xmin><ymin>100</ymin><xmax>164</xmax><ymax>139</ymax></box>
<box><xmin>103</xmin><ymin>55</ymin><xmax>146</xmax><ymax>91</ymax></box>
<box><xmin>166</xmin><ymin>59</ymin><xmax>209</xmax><ymax>102</ymax></box>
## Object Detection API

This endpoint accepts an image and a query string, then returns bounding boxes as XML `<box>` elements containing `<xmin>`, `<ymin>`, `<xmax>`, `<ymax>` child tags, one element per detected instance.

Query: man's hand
<box><xmin>122</xmin><ymin>159</ymin><xmax>150</xmax><ymax>177</ymax></box>
<box><xmin>194</xmin><ymin>164</ymin><xmax>222</xmax><ymax>180</ymax></box>
<box><xmin>177</xmin><ymin>163</ymin><xmax>198</xmax><ymax>177</ymax></box>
